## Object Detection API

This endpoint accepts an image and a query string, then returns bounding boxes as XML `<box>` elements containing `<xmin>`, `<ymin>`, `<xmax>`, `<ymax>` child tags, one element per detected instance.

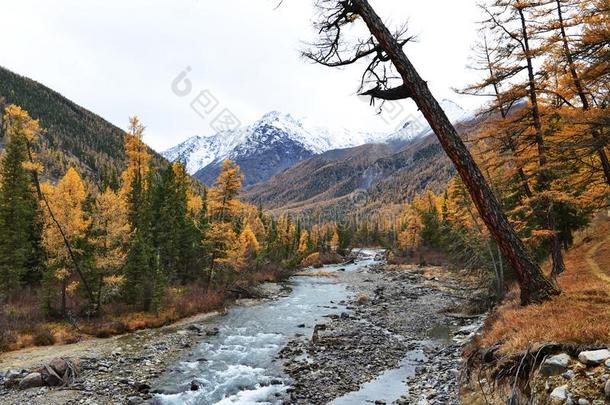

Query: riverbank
<box><xmin>1</xmin><ymin>250</ymin><xmax>484</xmax><ymax>404</ymax></box>
<box><xmin>462</xmin><ymin>214</ymin><xmax>610</xmax><ymax>404</ymax></box>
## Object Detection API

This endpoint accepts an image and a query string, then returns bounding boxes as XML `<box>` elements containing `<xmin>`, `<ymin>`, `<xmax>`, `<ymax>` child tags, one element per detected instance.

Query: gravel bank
<box><xmin>278</xmin><ymin>263</ymin><xmax>484</xmax><ymax>405</ymax></box>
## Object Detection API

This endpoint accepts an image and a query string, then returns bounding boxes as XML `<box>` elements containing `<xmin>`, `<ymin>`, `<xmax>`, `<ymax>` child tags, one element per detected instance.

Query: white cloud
<box><xmin>0</xmin><ymin>0</ymin><xmax>484</xmax><ymax>151</ymax></box>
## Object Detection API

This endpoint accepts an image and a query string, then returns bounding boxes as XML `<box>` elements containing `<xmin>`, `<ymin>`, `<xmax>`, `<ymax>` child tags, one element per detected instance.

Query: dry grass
<box><xmin>300</xmin><ymin>252</ymin><xmax>344</xmax><ymax>268</ymax></box>
<box><xmin>1</xmin><ymin>283</ymin><xmax>226</xmax><ymax>352</ymax></box>
<box><xmin>1</xmin><ymin>264</ymin><xmax>292</xmax><ymax>353</ymax></box>
<box><xmin>475</xmin><ymin>213</ymin><xmax>610</xmax><ymax>355</ymax></box>
<box><xmin>82</xmin><ymin>285</ymin><xmax>225</xmax><ymax>337</ymax></box>
<box><xmin>251</xmin><ymin>264</ymin><xmax>290</xmax><ymax>283</ymax></box>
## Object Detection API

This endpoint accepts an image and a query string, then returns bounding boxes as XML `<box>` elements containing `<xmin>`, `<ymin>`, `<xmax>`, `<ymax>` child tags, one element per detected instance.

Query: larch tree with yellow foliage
<box><xmin>208</xmin><ymin>160</ymin><xmax>243</xmax><ymax>222</ymax></box>
<box><xmin>41</xmin><ymin>168</ymin><xmax>91</xmax><ymax>315</ymax></box>
<box><xmin>330</xmin><ymin>230</ymin><xmax>340</xmax><ymax>253</ymax></box>
<box><xmin>298</xmin><ymin>230</ymin><xmax>310</xmax><ymax>254</ymax></box>
<box><xmin>230</xmin><ymin>223</ymin><xmax>260</xmax><ymax>272</ymax></box>
<box><xmin>90</xmin><ymin>187</ymin><xmax>131</xmax><ymax>309</ymax></box>
<box><xmin>397</xmin><ymin>205</ymin><xmax>423</xmax><ymax>256</ymax></box>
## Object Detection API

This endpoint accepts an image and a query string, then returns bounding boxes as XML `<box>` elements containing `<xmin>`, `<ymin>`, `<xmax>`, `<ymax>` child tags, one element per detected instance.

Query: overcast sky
<box><xmin>1</xmin><ymin>0</ymin><xmax>484</xmax><ymax>151</ymax></box>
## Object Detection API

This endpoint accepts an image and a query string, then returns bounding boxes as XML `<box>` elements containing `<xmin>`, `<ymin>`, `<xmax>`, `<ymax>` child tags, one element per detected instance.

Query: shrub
<box><xmin>33</xmin><ymin>327</ymin><xmax>56</xmax><ymax>346</ymax></box>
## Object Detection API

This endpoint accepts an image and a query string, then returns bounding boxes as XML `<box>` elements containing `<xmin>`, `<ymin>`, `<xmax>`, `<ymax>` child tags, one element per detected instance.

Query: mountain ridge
<box><xmin>0</xmin><ymin>65</ymin><xmax>167</xmax><ymax>186</ymax></box>
<box><xmin>162</xmin><ymin>100</ymin><xmax>470</xmax><ymax>186</ymax></box>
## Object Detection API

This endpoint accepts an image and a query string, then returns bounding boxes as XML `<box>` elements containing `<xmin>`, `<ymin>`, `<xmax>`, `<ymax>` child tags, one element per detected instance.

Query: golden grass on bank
<box><xmin>82</xmin><ymin>286</ymin><xmax>226</xmax><ymax>337</ymax></box>
<box><xmin>475</xmin><ymin>214</ymin><xmax>610</xmax><ymax>355</ymax></box>
<box><xmin>300</xmin><ymin>252</ymin><xmax>344</xmax><ymax>268</ymax></box>
<box><xmin>1</xmin><ymin>283</ymin><xmax>226</xmax><ymax>351</ymax></box>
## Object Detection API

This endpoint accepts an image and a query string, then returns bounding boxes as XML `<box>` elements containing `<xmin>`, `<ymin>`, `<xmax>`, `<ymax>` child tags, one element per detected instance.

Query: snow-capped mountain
<box><xmin>162</xmin><ymin>100</ymin><xmax>470</xmax><ymax>186</ymax></box>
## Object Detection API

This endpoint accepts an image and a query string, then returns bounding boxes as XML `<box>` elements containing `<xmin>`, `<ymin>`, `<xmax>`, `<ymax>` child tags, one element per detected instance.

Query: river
<box><xmin>155</xmin><ymin>249</ymin><xmax>383</xmax><ymax>405</ymax></box>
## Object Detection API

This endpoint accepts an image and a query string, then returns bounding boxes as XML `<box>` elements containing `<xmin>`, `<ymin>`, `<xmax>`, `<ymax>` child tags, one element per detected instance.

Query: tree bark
<box><xmin>352</xmin><ymin>0</ymin><xmax>559</xmax><ymax>304</ymax></box>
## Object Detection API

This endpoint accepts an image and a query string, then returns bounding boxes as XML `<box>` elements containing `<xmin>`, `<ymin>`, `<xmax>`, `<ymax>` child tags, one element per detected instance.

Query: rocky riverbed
<box><xmin>278</xmin><ymin>262</ymin><xmax>485</xmax><ymax>405</ymax></box>
<box><xmin>0</xmin><ymin>254</ymin><xmax>485</xmax><ymax>405</ymax></box>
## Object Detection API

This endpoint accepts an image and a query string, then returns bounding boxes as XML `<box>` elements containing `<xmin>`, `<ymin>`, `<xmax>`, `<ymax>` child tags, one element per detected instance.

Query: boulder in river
<box><xmin>577</xmin><ymin>349</ymin><xmax>610</xmax><ymax>365</ymax></box>
<box><xmin>18</xmin><ymin>373</ymin><xmax>43</xmax><ymax>390</ymax></box>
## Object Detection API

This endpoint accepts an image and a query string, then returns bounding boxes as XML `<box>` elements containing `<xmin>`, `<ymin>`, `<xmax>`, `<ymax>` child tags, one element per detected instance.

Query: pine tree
<box><xmin>149</xmin><ymin>163</ymin><xmax>200</xmax><ymax>283</ymax></box>
<box><xmin>120</xmin><ymin>118</ymin><xmax>164</xmax><ymax>311</ymax></box>
<box><xmin>0</xmin><ymin>105</ymin><xmax>44</xmax><ymax>292</ymax></box>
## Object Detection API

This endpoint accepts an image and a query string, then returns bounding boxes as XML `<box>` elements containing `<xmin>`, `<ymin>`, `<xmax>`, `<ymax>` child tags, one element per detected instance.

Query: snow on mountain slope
<box><xmin>162</xmin><ymin>100</ymin><xmax>471</xmax><ymax>180</ymax></box>
<box><xmin>385</xmin><ymin>99</ymin><xmax>469</xmax><ymax>142</ymax></box>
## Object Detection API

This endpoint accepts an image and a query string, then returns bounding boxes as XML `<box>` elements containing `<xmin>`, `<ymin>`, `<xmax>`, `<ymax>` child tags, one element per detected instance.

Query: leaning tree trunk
<box><xmin>352</xmin><ymin>0</ymin><xmax>559</xmax><ymax>304</ymax></box>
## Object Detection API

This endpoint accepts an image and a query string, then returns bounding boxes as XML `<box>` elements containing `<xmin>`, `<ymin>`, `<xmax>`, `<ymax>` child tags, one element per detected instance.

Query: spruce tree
<box><xmin>120</xmin><ymin>118</ymin><xmax>164</xmax><ymax>311</ymax></box>
<box><xmin>0</xmin><ymin>106</ymin><xmax>44</xmax><ymax>292</ymax></box>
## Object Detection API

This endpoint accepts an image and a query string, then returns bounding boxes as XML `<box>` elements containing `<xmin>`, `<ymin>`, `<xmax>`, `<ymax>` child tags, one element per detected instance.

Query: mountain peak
<box><xmin>258</xmin><ymin>110</ymin><xmax>284</xmax><ymax>121</ymax></box>
<box><xmin>255</xmin><ymin>111</ymin><xmax>301</xmax><ymax>129</ymax></box>
<box><xmin>162</xmin><ymin>100</ymin><xmax>472</xmax><ymax>184</ymax></box>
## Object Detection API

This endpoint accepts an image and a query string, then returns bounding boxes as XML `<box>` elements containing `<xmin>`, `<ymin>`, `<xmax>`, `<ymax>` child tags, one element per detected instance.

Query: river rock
<box><xmin>578</xmin><ymin>349</ymin><xmax>610</xmax><ymax>365</ymax></box>
<box><xmin>41</xmin><ymin>365</ymin><xmax>63</xmax><ymax>387</ymax></box>
<box><xmin>550</xmin><ymin>385</ymin><xmax>568</xmax><ymax>402</ymax></box>
<box><xmin>187</xmin><ymin>324</ymin><xmax>204</xmax><ymax>333</ymax></box>
<box><xmin>137</xmin><ymin>382</ymin><xmax>151</xmax><ymax>393</ymax></box>
<box><xmin>605</xmin><ymin>379</ymin><xmax>610</xmax><ymax>398</ymax></box>
<box><xmin>5</xmin><ymin>370</ymin><xmax>22</xmax><ymax>380</ymax></box>
<box><xmin>49</xmin><ymin>357</ymin><xmax>69</xmax><ymax>376</ymax></box>
<box><xmin>577</xmin><ymin>399</ymin><xmax>590</xmax><ymax>405</ymax></box>
<box><xmin>127</xmin><ymin>396</ymin><xmax>144</xmax><ymax>405</ymax></box>
<box><xmin>541</xmin><ymin>353</ymin><xmax>571</xmax><ymax>376</ymax></box>
<box><xmin>205</xmin><ymin>327</ymin><xmax>219</xmax><ymax>336</ymax></box>
<box><xmin>18</xmin><ymin>373</ymin><xmax>43</xmax><ymax>390</ymax></box>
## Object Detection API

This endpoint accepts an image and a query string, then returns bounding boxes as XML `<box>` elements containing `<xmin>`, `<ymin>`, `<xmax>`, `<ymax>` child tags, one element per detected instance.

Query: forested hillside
<box><xmin>0</xmin><ymin>66</ymin><xmax>165</xmax><ymax>186</ymax></box>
